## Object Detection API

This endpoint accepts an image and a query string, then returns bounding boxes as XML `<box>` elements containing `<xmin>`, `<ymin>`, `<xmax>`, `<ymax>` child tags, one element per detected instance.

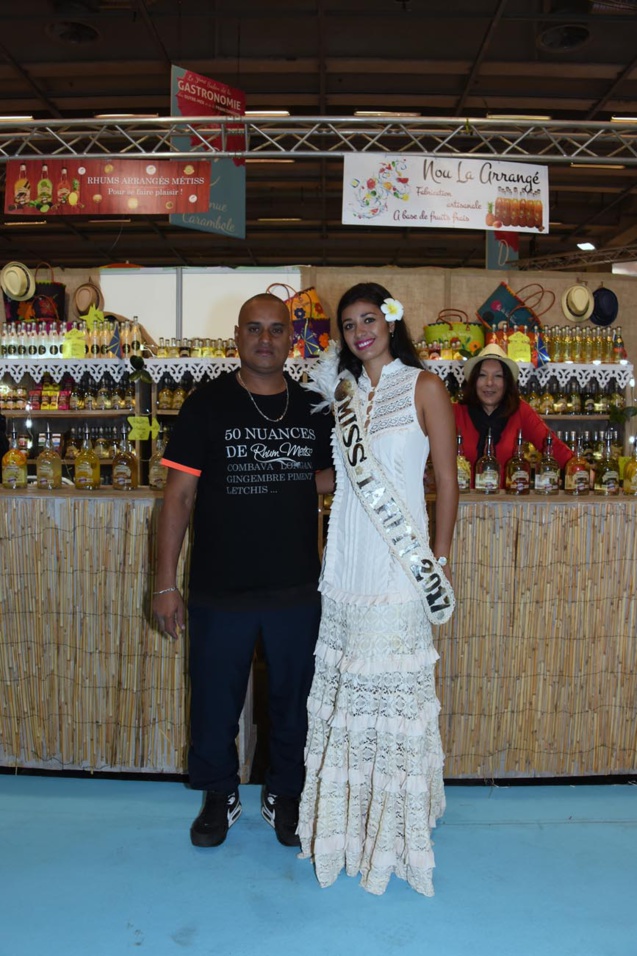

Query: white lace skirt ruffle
<box><xmin>298</xmin><ymin>596</ymin><xmax>445</xmax><ymax>897</ymax></box>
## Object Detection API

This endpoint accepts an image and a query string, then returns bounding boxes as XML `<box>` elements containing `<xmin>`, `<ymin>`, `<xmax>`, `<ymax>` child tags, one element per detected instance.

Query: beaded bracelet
<box><xmin>153</xmin><ymin>586</ymin><xmax>179</xmax><ymax>595</ymax></box>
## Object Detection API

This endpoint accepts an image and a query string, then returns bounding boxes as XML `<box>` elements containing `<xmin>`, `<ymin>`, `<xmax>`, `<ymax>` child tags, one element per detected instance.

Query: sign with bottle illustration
<box><xmin>169</xmin><ymin>64</ymin><xmax>246</xmax><ymax>239</ymax></box>
<box><xmin>342</xmin><ymin>153</ymin><xmax>549</xmax><ymax>232</ymax></box>
<box><xmin>4</xmin><ymin>158</ymin><xmax>211</xmax><ymax>217</ymax></box>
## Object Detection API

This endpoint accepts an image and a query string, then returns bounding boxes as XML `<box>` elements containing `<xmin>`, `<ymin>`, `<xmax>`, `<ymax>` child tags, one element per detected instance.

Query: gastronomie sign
<box><xmin>169</xmin><ymin>64</ymin><xmax>246</xmax><ymax>239</ymax></box>
<box><xmin>4</xmin><ymin>158</ymin><xmax>211</xmax><ymax>216</ymax></box>
<box><xmin>342</xmin><ymin>154</ymin><xmax>549</xmax><ymax>233</ymax></box>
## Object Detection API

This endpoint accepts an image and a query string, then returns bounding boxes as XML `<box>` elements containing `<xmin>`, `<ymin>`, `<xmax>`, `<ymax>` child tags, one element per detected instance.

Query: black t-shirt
<box><xmin>0</xmin><ymin>414</ymin><xmax>8</xmax><ymax>459</ymax></box>
<box><xmin>163</xmin><ymin>371</ymin><xmax>333</xmax><ymax>607</ymax></box>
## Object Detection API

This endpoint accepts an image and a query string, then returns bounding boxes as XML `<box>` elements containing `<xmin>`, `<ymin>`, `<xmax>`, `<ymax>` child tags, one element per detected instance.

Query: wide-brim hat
<box><xmin>74</xmin><ymin>279</ymin><xmax>105</xmax><ymax>316</ymax></box>
<box><xmin>463</xmin><ymin>342</ymin><xmax>520</xmax><ymax>382</ymax></box>
<box><xmin>591</xmin><ymin>285</ymin><xmax>619</xmax><ymax>327</ymax></box>
<box><xmin>561</xmin><ymin>284</ymin><xmax>595</xmax><ymax>323</ymax></box>
<box><xmin>0</xmin><ymin>260</ymin><xmax>36</xmax><ymax>301</ymax></box>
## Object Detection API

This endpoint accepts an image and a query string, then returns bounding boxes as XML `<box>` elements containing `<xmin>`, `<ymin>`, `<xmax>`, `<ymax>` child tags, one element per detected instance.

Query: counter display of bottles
<box><xmin>460</xmin><ymin>428</ymin><xmax>637</xmax><ymax>498</ymax></box>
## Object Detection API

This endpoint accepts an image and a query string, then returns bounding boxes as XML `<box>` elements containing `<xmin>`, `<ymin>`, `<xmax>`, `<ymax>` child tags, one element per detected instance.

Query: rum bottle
<box><xmin>564</xmin><ymin>437</ymin><xmax>590</xmax><ymax>496</ymax></box>
<box><xmin>2</xmin><ymin>428</ymin><xmax>28</xmax><ymax>489</ymax></box>
<box><xmin>148</xmin><ymin>429</ymin><xmax>168</xmax><ymax>490</ymax></box>
<box><xmin>111</xmin><ymin>423</ymin><xmax>138</xmax><ymax>490</ymax></box>
<box><xmin>455</xmin><ymin>432</ymin><xmax>471</xmax><ymax>493</ymax></box>
<box><xmin>534</xmin><ymin>433</ymin><xmax>560</xmax><ymax>495</ymax></box>
<box><xmin>593</xmin><ymin>431</ymin><xmax>619</xmax><ymax>496</ymax></box>
<box><xmin>622</xmin><ymin>441</ymin><xmax>637</xmax><ymax>496</ymax></box>
<box><xmin>474</xmin><ymin>428</ymin><xmax>500</xmax><ymax>494</ymax></box>
<box><xmin>505</xmin><ymin>429</ymin><xmax>531</xmax><ymax>495</ymax></box>
<box><xmin>36</xmin><ymin>427</ymin><xmax>62</xmax><ymax>490</ymax></box>
<box><xmin>74</xmin><ymin>427</ymin><xmax>101</xmax><ymax>490</ymax></box>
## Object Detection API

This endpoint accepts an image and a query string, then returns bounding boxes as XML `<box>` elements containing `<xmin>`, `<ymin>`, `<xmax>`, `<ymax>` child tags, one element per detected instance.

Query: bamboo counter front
<box><xmin>1</xmin><ymin>489</ymin><xmax>635</xmax><ymax>779</ymax></box>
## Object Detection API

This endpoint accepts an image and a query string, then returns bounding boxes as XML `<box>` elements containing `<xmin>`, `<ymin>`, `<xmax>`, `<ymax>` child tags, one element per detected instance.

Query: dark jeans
<box><xmin>187</xmin><ymin>602</ymin><xmax>321</xmax><ymax>797</ymax></box>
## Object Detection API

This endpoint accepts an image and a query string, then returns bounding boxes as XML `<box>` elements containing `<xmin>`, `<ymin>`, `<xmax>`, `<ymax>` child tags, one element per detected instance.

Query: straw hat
<box><xmin>591</xmin><ymin>285</ymin><xmax>619</xmax><ymax>327</ymax></box>
<box><xmin>561</xmin><ymin>284</ymin><xmax>595</xmax><ymax>322</ymax></box>
<box><xmin>462</xmin><ymin>342</ymin><xmax>520</xmax><ymax>382</ymax></box>
<box><xmin>0</xmin><ymin>260</ymin><xmax>36</xmax><ymax>301</ymax></box>
<box><xmin>73</xmin><ymin>279</ymin><xmax>105</xmax><ymax>316</ymax></box>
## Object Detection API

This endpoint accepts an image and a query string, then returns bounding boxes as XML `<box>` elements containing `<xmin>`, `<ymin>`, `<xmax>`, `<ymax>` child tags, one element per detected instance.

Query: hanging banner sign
<box><xmin>342</xmin><ymin>154</ymin><xmax>549</xmax><ymax>233</ymax></box>
<box><xmin>169</xmin><ymin>64</ymin><xmax>246</xmax><ymax>239</ymax></box>
<box><xmin>4</xmin><ymin>158</ymin><xmax>211</xmax><ymax>216</ymax></box>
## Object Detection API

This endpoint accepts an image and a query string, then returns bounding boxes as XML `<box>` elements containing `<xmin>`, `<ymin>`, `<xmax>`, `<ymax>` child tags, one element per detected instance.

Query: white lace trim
<box><xmin>299</xmin><ymin>596</ymin><xmax>445</xmax><ymax>897</ymax></box>
<box><xmin>360</xmin><ymin>361</ymin><xmax>421</xmax><ymax>438</ymax></box>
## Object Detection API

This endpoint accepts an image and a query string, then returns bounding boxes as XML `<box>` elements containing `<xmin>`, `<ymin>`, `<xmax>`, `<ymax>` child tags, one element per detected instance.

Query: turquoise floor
<box><xmin>1</xmin><ymin>776</ymin><xmax>635</xmax><ymax>956</ymax></box>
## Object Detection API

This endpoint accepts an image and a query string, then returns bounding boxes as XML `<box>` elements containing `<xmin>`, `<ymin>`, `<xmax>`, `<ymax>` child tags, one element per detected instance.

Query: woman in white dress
<box><xmin>298</xmin><ymin>282</ymin><xmax>458</xmax><ymax>897</ymax></box>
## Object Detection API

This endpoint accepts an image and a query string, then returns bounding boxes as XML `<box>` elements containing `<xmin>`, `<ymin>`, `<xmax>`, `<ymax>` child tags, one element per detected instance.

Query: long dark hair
<box><xmin>460</xmin><ymin>359</ymin><xmax>520</xmax><ymax>417</ymax></box>
<box><xmin>336</xmin><ymin>282</ymin><xmax>422</xmax><ymax>379</ymax></box>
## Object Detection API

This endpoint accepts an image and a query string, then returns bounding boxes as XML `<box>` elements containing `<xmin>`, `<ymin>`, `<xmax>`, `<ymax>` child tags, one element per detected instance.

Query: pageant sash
<box><xmin>332</xmin><ymin>377</ymin><xmax>455</xmax><ymax>626</ymax></box>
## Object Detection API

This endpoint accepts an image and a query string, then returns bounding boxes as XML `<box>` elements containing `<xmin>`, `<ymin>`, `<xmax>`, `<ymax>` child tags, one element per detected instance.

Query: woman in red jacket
<box><xmin>453</xmin><ymin>342</ymin><xmax>572</xmax><ymax>487</ymax></box>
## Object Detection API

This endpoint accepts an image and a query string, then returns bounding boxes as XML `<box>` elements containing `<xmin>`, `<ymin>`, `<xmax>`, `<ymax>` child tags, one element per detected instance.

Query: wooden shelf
<box><xmin>3</xmin><ymin>409</ymin><xmax>133</xmax><ymax>418</ymax></box>
<box><xmin>541</xmin><ymin>413</ymin><xmax>613</xmax><ymax>421</ymax></box>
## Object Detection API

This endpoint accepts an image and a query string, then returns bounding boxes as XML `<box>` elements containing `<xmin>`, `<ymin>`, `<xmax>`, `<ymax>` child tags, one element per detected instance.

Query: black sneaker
<box><xmin>261</xmin><ymin>787</ymin><xmax>300</xmax><ymax>847</ymax></box>
<box><xmin>190</xmin><ymin>790</ymin><xmax>242</xmax><ymax>847</ymax></box>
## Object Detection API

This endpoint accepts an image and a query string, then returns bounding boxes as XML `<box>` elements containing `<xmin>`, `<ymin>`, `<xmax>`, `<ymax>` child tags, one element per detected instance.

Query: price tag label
<box><xmin>62</xmin><ymin>327</ymin><xmax>88</xmax><ymax>359</ymax></box>
<box><xmin>508</xmin><ymin>330</ymin><xmax>531</xmax><ymax>364</ymax></box>
<box><xmin>127</xmin><ymin>416</ymin><xmax>160</xmax><ymax>441</ymax></box>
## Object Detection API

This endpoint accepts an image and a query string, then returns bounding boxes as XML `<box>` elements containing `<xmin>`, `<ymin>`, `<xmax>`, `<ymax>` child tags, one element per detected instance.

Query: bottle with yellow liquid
<box><xmin>36</xmin><ymin>427</ymin><xmax>62</xmax><ymax>490</ymax></box>
<box><xmin>564</xmin><ymin>437</ymin><xmax>590</xmax><ymax>496</ymax></box>
<box><xmin>593</xmin><ymin>431</ymin><xmax>619</xmax><ymax>497</ymax></box>
<box><xmin>505</xmin><ymin>429</ymin><xmax>531</xmax><ymax>495</ymax></box>
<box><xmin>534</xmin><ymin>433</ymin><xmax>560</xmax><ymax>495</ymax></box>
<box><xmin>74</xmin><ymin>427</ymin><xmax>101</xmax><ymax>490</ymax></box>
<box><xmin>148</xmin><ymin>428</ymin><xmax>168</xmax><ymax>490</ymax></box>
<box><xmin>2</xmin><ymin>428</ymin><xmax>28</xmax><ymax>489</ymax></box>
<box><xmin>622</xmin><ymin>441</ymin><xmax>637</xmax><ymax>496</ymax></box>
<box><xmin>111</xmin><ymin>424</ymin><xmax>138</xmax><ymax>490</ymax></box>
<box><xmin>455</xmin><ymin>432</ymin><xmax>471</xmax><ymax>493</ymax></box>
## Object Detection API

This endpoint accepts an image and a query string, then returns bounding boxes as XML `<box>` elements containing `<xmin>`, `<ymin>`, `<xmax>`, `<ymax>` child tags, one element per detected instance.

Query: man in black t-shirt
<box><xmin>153</xmin><ymin>293</ymin><xmax>333</xmax><ymax>850</ymax></box>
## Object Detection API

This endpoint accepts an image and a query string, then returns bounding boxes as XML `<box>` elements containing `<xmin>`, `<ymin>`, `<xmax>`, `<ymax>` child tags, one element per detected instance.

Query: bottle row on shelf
<box><xmin>155</xmin><ymin>337</ymin><xmax>237</xmax><ymax>359</ymax></box>
<box><xmin>0</xmin><ymin>318</ymin><xmax>146</xmax><ymax>361</ymax></box>
<box><xmin>0</xmin><ymin>372</ymin><xmax>136</xmax><ymax>412</ymax></box>
<box><xmin>1</xmin><ymin>424</ymin><xmax>171</xmax><ymax>492</ymax></box>
<box><xmin>455</xmin><ymin>429</ymin><xmax>637</xmax><ymax>497</ymax></box>
<box><xmin>518</xmin><ymin>375</ymin><xmax>625</xmax><ymax>416</ymax></box>
<box><xmin>415</xmin><ymin>324</ymin><xmax>628</xmax><ymax>365</ymax></box>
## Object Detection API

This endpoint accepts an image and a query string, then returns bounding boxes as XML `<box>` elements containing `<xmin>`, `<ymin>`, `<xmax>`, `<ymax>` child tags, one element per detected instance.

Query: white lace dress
<box><xmin>298</xmin><ymin>359</ymin><xmax>446</xmax><ymax>897</ymax></box>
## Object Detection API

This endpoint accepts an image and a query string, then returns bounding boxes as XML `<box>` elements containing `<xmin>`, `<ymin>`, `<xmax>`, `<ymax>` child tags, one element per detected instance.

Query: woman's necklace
<box><xmin>236</xmin><ymin>370</ymin><xmax>290</xmax><ymax>423</ymax></box>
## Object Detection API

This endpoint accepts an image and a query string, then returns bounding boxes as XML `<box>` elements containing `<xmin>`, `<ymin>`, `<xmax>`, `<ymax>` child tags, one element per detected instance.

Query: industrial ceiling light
<box><xmin>486</xmin><ymin>114</ymin><xmax>552</xmax><ymax>121</ymax></box>
<box><xmin>354</xmin><ymin>111</ymin><xmax>421</xmax><ymax>117</ymax></box>
<box><xmin>0</xmin><ymin>115</ymin><xmax>34</xmax><ymax>122</ymax></box>
<box><xmin>577</xmin><ymin>242</ymin><xmax>596</xmax><ymax>251</ymax></box>
<box><xmin>94</xmin><ymin>113</ymin><xmax>159</xmax><ymax>119</ymax></box>
<box><xmin>571</xmin><ymin>163</ymin><xmax>626</xmax><ymax>169</ymax></box>
<box><xmin>611</xmin><ymin>115</ymin><xmax>637</xmax><ymax>123</ymax></box>
<box><xmin>244</xmin><ymin>110</ymin><xmax>290</xmax><ymax>117</ymax></box>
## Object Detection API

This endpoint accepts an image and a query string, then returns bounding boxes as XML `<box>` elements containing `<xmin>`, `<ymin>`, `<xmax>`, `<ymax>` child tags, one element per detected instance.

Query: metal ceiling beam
<box><xmin>0</xmin><ymin>117</ymin><xmax>636</xmax><ymax>165</ymax></box>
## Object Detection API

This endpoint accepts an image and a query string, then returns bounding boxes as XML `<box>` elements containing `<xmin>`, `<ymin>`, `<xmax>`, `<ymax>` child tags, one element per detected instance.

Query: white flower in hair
<box><xmin>302</xmin><ymin>339</ymin><xmax>348</xmax><ymax>412</ymax></box>
<box><xmin>381</xmin><ymin>297</ymin><xmax>404</xmax><ymax>322</ymax></box>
